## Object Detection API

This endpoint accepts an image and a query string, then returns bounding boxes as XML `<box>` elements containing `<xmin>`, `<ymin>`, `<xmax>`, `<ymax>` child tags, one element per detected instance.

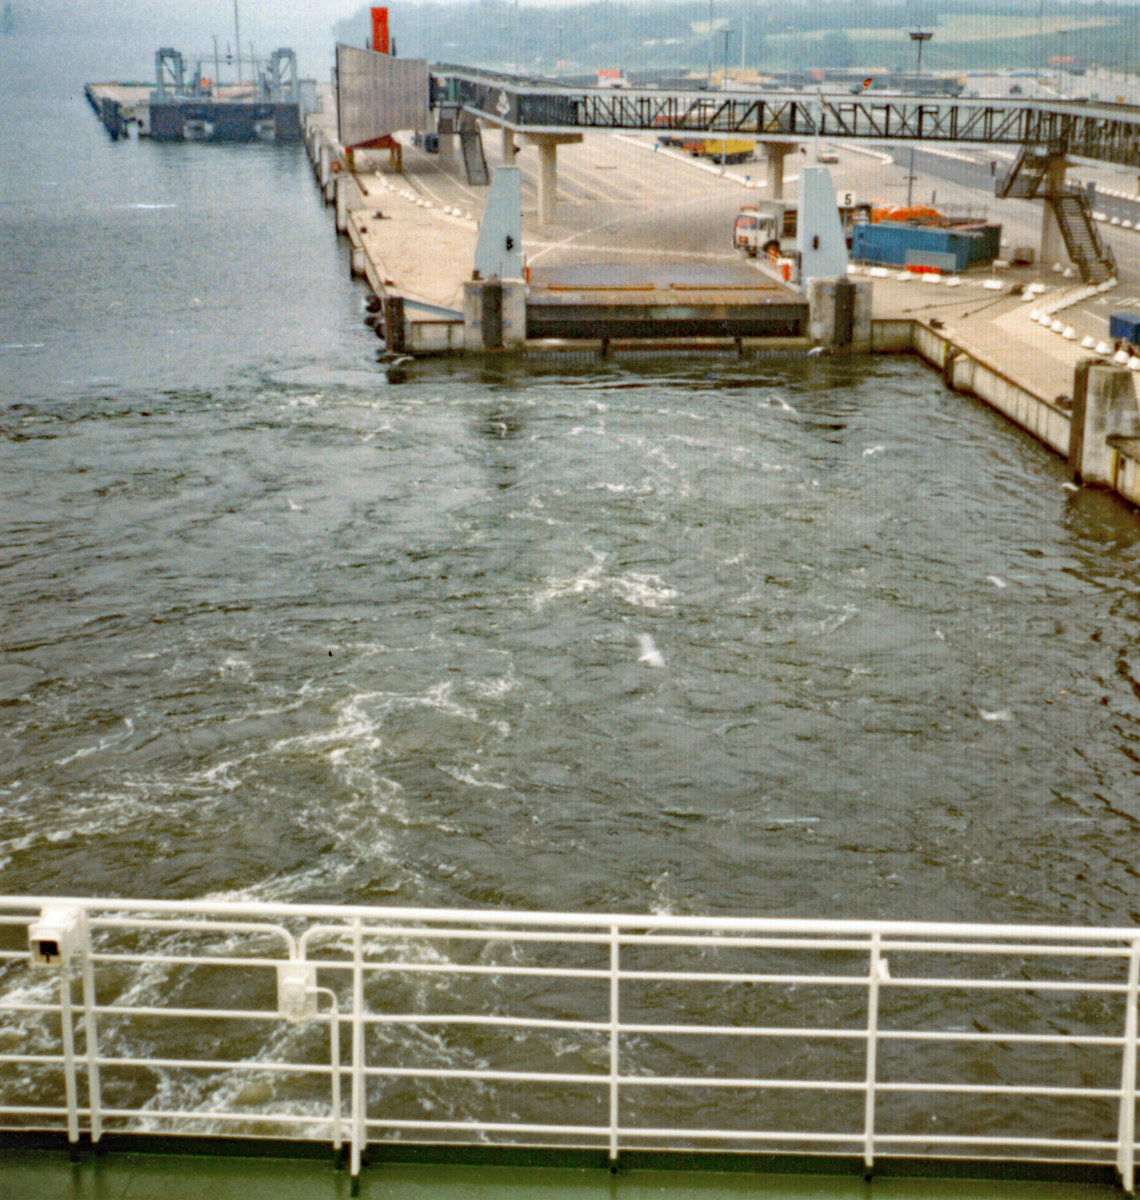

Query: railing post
<box><xmin>80</xmin><ymin>909</ymin><xmax>102</xmax><ymax>1143</ymax></box>
<box><xmin>59</xmin><ymin>972</ymin><xmax>79</xmax><ymax>1144</ymax></box>
<box><xmin>322</xmin><ymin>992</ymin><xmax>343</xmax><ymax>1152</ymax></box>
<box><xmin>609</xmin><ymin>924</ymin><xmax>621</xmax><ymax>1163</ymax></box>
<box><xmin>350</xmin><ymin>917</ymin><xmax>364</xmax><ymax>1192</ymax></box>
<box><xmin>863</xmin><ymin>932</ymin><xmax>885</xmax><ymax>1172</ymax></box>
<box><xmin>1117</xmin><ymin>938</ymin><xmax>1140</xmax><ymax>1191</ymax></box>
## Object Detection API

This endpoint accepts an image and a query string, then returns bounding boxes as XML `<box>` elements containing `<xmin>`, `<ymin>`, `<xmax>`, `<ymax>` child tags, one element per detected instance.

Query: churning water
<box><xmin>4</xmin><ymin>32</ymin><xmax>1140</xmax><ymax>936</ymax></box>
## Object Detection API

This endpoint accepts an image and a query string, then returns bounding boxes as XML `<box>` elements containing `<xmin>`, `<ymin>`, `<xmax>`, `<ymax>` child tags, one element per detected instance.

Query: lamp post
<box><xmin>720</xmin><ymin>27</ymin><xmax>733</xmax><ymax>89</ymax></box>
<box><xmin>707</xmin><ymin>0</ymin><xmax>715</xmax><ymax>88</ymax></box>
<box><xmin>906</xmin><ymin>28</ymin><xmax>933</xmax><ymax>206</ymax></box>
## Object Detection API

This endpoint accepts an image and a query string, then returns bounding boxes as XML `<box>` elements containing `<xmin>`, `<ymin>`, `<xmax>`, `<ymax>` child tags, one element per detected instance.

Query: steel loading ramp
<box><xmin>460</xmin><ymin>126</ymin><xmax>489</xmax><ymax>185</ymax></box>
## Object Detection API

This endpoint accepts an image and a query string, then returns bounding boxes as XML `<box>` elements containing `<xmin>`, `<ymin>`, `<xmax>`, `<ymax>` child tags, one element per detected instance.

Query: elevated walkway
<box><xmin>434</xmin><ymin>67</ymin><xmax>1140</xmax><ymax>167</ymax></box>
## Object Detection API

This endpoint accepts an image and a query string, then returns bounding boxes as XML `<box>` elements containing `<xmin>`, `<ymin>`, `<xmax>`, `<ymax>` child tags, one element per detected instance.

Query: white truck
<box><xmin>732</xmin><ymin>202</ymin><xmax>794</xmax><ymax>258</ymax></box>
<box><xmin>733</xmin><ymin>197</ymin><xmax>872</xmax><ymax>257</ymax></box>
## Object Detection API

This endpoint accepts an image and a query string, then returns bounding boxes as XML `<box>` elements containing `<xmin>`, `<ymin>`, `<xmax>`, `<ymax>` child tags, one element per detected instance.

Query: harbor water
<box><xmin>4</xmin><ymin>31</ymin><xmax>1140</xmax><ymax>935</ymax></box>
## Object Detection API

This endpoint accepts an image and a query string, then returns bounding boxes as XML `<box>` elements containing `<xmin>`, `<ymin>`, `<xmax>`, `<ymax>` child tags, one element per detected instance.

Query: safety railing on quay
<box><xmin>1</xmin><ymin>897</ymin><xmax>1139</xmax><ymax>1190</ymax></box>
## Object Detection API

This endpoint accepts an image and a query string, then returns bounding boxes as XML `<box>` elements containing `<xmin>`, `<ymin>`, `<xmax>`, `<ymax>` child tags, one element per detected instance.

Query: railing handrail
<box><xmin>3</xmin><ymin>897</ymin><xmax>1140</xmax><ymax>1191</ymax></box>
<box><xmin>3</xmin><ymin>895</ymin><xmax>1140</xmax><ymax>940</ymax></box>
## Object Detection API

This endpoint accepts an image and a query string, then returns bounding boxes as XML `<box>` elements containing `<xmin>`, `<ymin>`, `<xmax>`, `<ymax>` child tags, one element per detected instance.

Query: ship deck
<box><xmin>0</xmin><ymin>1140</ymin><xmax>1125</xmax><ymax>1200</ymax></box>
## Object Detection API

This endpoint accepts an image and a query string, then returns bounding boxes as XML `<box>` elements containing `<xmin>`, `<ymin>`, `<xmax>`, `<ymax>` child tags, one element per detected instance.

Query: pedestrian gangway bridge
<box><xmin>4</xmin><ymin>896</ymin><xmax>1140</xmax><ymax>1197</ymax></box>
<box><xmin>425</xmin><ymin>65</ymin><xmax>1139</xmax><ymax>276</ymax></box>
<box><xmin>434</xmin><ymin>66</ymin><xmax>1140</xmax><ymax>166</ymax></box>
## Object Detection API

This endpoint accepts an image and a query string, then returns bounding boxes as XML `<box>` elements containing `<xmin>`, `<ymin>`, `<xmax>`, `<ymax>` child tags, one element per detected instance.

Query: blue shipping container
<box><xmin>851</xmin><ymin>221</ymin><xmax>999</xmax><ymax>271</ymax></box>
<box><xmin>1109</xmin><ymin>312</ymin><xmax>1140</xmax><ymax>343</ymax></box>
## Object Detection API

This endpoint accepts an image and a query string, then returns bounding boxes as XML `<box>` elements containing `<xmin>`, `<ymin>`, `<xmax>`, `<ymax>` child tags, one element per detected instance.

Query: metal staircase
<box><xmin>996</xmin><ymin>142</ymin><xmax>1054</xmax><ymax>199</ymax></box>
<box><xmin>997</xmin><ymin>143</ymin><xmax>1116</xmax><ymax>283</ymax></box>
<box><xmin>1052</xmin><ymin>186</ymin><xmax>1116</xmax><ymax>283</ymax></box>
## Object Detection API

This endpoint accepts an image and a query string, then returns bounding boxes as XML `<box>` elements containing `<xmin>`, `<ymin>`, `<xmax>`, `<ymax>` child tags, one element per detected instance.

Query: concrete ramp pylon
<box><xmin>474</xmin><ymin>167</ymin><xmax>523</xmax><ymax>280</ymax></box>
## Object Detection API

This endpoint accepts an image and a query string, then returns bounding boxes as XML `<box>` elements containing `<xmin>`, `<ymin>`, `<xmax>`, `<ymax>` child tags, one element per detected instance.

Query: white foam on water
<box><xmin>636</xmin><ymin>632</ymin><xmax>666</xmax><ymax>668</ymax></box>
<box><xmin>197</xmin><ymin>759</ymin><xmax>249</xmax><ymax>792</ymax></box>
<box><xmin>985</xmin><ymin>575</ymin><xmax>1008</xmax><ymax>589</ymax></box>
<box><xmin>438</xmin><ymin>763</ymin><xmax>510</xmax><ymax>790</ymax></box>
<box><xmin>533</xmin><ymin>553</ymin><xmax>677</xmax><ymax>612</ymax></box>
<box><xmin>757</xmin><ymin>394</ymin><xmax>798</xmax><ymax>413</ymax></box>
<box><xmin>979</xmin><ymin>708</ymin><xmax>1012</xmax><ymax>722</ymax></box>
<box><xmin>52</xmin><ymin>718</ymin><xmax>135</xmax><ymax>766</ymax></box>
<box><xmin>817</xmin><ymin>605</ymin><xmax>859</xmax><ymax>636</ymax></box>
<box><xmin>470</xmin><ymin>671</ymin><xmax>519</xmax><ymax>700</ymax></box>
<box><xmin>590</xmin><ymin>482</ymin><xmax>655</xmax><ymax>495</ymax></box>
<box><xmin>219</xmin><ymin>655</ymin><xmax>254</xmax><ymax>682</ymax></box>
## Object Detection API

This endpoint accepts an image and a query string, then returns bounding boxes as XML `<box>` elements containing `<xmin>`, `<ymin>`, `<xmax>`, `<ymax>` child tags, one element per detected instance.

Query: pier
<box><xmin>301</xmin><ymin>51</ymin><xmax>1140</xmax><ymax>512</ymax></box>
<box><xmin>85</xmin><ymin>47</ymin><xmax>315</xmax><ymax>143</ymax></box>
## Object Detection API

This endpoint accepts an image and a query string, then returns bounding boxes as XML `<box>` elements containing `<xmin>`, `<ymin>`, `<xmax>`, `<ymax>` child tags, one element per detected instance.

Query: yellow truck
<box><xmin>657</xmin><ymin>135</ymin><xmax>755</xmax><ymax>164</ymax></box>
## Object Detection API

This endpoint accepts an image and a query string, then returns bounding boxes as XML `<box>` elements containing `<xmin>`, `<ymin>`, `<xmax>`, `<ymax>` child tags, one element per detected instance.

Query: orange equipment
<box><xmin>371</xmin><ymin>7</ymin><xmax>389</xmax><ymax>54</ymax></box>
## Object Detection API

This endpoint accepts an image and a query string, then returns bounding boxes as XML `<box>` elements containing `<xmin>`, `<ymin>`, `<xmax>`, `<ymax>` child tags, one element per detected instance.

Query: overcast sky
<box><xmin>15</xmin><ymin>0</ymin><xmax>596</xmax><ymax>76</ymax></box>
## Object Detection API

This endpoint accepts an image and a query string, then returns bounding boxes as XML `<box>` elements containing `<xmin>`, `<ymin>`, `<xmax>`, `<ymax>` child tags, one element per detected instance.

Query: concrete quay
<box><xmin>305</xmin><ymin>104</ymin><xmax>812</xmax><ymax>358</ymax></box>
<box><xmin>866</xmin><ymin>266</ymin><xmax>1140</xmax><ymax>506</ymax></box>
<box><xmin>303</xmin><ymin>100</ymin><xmax>1140</xmax><ymax>510</ymax></box>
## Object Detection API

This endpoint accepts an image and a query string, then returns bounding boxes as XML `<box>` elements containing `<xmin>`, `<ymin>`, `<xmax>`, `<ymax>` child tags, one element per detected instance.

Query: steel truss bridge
<box><xmin>434</xmin><ymin>67</ymin><xmax>1140</xmax><ymax>168</ymax></box>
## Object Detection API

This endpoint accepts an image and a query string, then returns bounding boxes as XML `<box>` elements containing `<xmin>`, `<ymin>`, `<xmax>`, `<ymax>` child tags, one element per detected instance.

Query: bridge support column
<box><xmin>761</xmin><ymin>142</ymin><xmax>795</xmax><ymax>200</ymax></box>
<box><xmin>502</xmin><ymin>126</ymin><xmax>516</xmax><ymax>165</ymax></box>
<box><xmin>523</xmin><ymin>133</ymin><xmax>583</xmax><ymax>226</ymax></box>
<box><xmin>1040</xmin><ymin>155</ymin><xmax>1068</xmax><ymax>269</ymax></box>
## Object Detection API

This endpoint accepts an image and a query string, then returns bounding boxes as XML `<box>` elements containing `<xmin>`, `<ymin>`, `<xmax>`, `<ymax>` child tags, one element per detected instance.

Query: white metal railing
<box><xmin>1</xmin><ymin>897</ymin><xmax>1138</xmax><ymax>1188</ymax></box>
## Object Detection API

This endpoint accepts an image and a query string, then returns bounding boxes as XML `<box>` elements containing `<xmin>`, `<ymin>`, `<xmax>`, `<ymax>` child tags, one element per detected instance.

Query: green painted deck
<box><xmin>0</xmin><ymin>1143</ymin><xmax>1126</xmax><ymax>1200</ymax></box>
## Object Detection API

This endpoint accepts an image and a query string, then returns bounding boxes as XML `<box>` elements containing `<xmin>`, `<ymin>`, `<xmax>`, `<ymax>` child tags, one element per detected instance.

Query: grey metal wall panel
<box><xmin>336</xmin><ymin>44</ymin><xmax>428</xmax><ymax>145</ymax></box>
